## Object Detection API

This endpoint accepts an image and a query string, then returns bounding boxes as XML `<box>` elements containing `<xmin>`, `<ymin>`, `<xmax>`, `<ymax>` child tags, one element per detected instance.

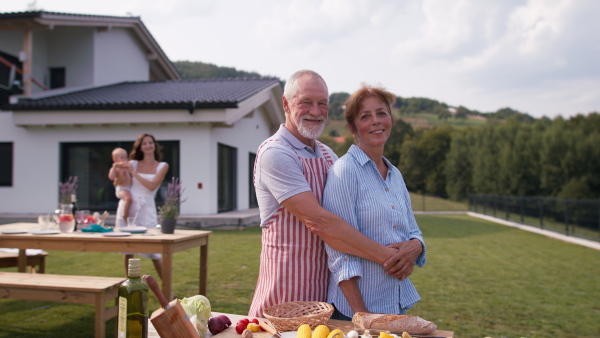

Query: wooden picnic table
<box><xmin>0</xmin><ymin>222</ymin><xmax>211</xmax><ymax>300</ymax></box>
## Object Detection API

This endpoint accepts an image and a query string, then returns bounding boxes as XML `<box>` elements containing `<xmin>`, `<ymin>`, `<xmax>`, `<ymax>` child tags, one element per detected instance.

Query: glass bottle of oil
<box><xmin>118</xmin><ymin>258</ymin><xmax>148</xmax><ymax>338</ymax></box>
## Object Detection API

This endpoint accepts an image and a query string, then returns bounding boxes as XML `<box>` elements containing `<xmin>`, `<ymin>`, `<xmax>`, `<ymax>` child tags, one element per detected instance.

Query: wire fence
<box><xmin>469</xmin><ymin>194</ymin><xmax>600</xmax><ymax>242</ymax></box>
<box><xmin>409</xmin><ymin>192</ymin><xmax>468</xmax><ymax>212</ymax></box>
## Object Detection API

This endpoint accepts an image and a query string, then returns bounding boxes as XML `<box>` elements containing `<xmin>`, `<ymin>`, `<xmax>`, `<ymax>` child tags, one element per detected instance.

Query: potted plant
<box><xmin>158</xmin><ymin>177</ymin><xmax>185</xmax><ymax>234</ymax></box>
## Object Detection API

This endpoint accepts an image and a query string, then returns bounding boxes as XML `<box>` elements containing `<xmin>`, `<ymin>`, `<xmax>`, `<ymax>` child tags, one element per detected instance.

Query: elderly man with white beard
<box><xmin>248</xmin><ymin>70</ymin><xmax>422</xmax><ymax>317</ymax></box>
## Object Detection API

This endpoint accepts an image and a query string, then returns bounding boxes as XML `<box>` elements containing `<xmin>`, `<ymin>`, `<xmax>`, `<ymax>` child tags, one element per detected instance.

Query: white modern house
<box><xmin>0</xmin><ymin>11</ymin><xmax>285</xmax><ymax>220</ymax></box>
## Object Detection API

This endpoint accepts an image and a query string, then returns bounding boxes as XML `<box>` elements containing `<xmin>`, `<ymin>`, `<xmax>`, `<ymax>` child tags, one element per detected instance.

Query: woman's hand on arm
<box><xmin>383</xmin><ymin>239</ymin><xmax>423</xmax><ymax>280</ymax></box>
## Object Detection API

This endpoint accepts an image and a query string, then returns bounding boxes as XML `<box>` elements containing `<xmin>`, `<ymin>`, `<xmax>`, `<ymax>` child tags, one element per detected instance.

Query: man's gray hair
<box><xmin>283</xmin><ymin>70</ymin><xmax>328</xmax><ymax>101</ymax></box>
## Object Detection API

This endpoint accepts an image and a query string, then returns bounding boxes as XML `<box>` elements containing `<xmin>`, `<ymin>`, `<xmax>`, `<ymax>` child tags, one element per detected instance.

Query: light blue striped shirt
<box><xmin>322</xmin><ymin>144</ymin><xmax>426</xmax><ymax>318</ymax></box>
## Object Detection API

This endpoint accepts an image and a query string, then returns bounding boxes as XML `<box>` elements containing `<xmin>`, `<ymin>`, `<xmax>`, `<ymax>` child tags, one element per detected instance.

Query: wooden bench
<box><xmin>0</xmin><ymin>272</ymin><xmax>125</xmax><ymax>338</ymax></box>
<box><xmin>0</xmin><ymin>251</ymin><xmax>48</xmax><ymax>273</ymax></box>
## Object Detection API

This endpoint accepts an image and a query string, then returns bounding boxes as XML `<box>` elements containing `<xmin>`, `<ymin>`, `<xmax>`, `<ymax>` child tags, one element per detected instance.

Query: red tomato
<box><xmin>250</xmin><ymin>319</ymin><xmax>259</xmax><ymax>325</ymax></box>
<box><xmin>236</xmin><ymin>319</ymin><xmax>250</xmax><ymax>334</ymax></box>
<box><xmin>235</xmin><ymin>322</ymin><xmax>247</xmax><ymax>334</ymax></box>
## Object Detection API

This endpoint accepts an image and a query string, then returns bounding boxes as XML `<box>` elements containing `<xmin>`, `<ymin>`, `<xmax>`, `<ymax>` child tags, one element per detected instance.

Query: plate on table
<box><xmin>103</xmin><ymin>232</ymin><xmax>131</xmax><ymax>237</ymax></box>
<box><xmin>1</xmin><ymin>230</ymin><xmax>28</xmax><ymax>234</ymax></box>
<box><xmin>31</xmin><ymin>230</ymin><xmax>60</xmax><ymax>235</ymax></box>
<box><xmin>119</xmin><ymin>226</ymin><xmax>147</xmax><ymax>234</ymax></box>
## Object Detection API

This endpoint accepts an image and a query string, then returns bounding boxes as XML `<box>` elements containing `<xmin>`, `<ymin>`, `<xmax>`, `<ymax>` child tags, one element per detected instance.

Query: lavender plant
<box><xmin>159</xmin><ymin>177</ymin><xmax>186</xmax><ymax>220</ymax></box>
<box><xmin>59</xmin><ymin>176</ymin><xmax>78</xmax><ymax>204</ymax></box>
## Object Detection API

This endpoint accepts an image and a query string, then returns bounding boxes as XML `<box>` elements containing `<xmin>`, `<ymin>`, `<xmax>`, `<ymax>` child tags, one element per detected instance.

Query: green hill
<box><xmin>173</xmin><ymin>60</ymin><xmax>532</xmax><ymax>131</ymax></box>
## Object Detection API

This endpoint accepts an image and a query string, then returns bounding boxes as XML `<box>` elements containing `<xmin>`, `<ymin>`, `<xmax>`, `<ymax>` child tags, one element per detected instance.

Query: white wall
<box><xmin>93</xmin><ymin>28</ymin><xmax>149</xmax><ymax>85</ymax></box>
<box><xmin>150</xmin><ymin>125</ymin><xmax>213</xmax><ymax>215</ymax></box>
<box><xmin>47</xmin><ymin>27</ymin><xmax>95</xmax><ymax>88</ymax></box>
<box><xmin>0</xmin><ymin>113</ymin><xmax>61</xmax><ymax>214</ymax></box>
<box><xmin>0</xmin><ymin>108</ymin><xmax>276</xmax><ymax>215</ymax></box>
<box><xmin>0</xmin><ymin>31</ymin><xmax>22</xmax><ymax>54</ymax></box>
<box><xmin>1</xmin><ymin>26</ymin><xmax>150</xmax><ymax>92</ymax></box>
<box><xmin>0</xmin><ymin>122</ymin><xmax>195</xmax><ymax>214</ymax></box>
<box><xmin>213</xmin><ymin>107</ymin><xmax>277</xmax><ymax>211</ymax></box>
<box><xmin>32</xmin><ymin>30</ymin><xmax>50</xmax><ymax>92</ymax></box>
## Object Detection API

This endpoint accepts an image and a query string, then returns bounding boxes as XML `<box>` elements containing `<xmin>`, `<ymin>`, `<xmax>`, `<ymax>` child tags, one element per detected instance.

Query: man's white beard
<box><xmin>298</xmin><ymin>117</ymin><xmax>326</xmax><ymax>140</ymax></box>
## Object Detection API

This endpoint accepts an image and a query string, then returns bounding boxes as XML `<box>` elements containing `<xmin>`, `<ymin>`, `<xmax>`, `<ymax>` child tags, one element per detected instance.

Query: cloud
<box><xmin>2</xmin><ymin>0</ymin><xmax>599</xmax><ymax>117</ymax></box>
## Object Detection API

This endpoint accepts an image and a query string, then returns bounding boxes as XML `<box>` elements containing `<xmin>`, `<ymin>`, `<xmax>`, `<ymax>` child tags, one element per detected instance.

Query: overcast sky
<box><xmin>3</xmin><ymin>0</ymin><xmax>599</xmax><ymax>118</ymax></box>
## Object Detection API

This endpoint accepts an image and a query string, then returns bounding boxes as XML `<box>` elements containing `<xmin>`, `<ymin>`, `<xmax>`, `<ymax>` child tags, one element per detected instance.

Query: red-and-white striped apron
<box><xmin>248</xmin><ymin>139</ymin><xmax>334</xmax><ymax>317</ymax></box>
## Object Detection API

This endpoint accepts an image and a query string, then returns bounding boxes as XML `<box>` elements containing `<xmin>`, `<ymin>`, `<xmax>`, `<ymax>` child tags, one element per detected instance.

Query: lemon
<box><xmin>380</xmin><ymin>332</ymin><xmax>394</xmax><ymax>338</ymax></box>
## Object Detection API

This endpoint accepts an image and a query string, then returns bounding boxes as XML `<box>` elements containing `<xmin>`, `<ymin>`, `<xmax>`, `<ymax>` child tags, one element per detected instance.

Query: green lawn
<box><xmin>1</xmin><ymin>214</ymin><xmax>599</xmax><ymax>337</ymax></box>
<box><xmin>409</xmin><ymin>193</ymin><xmax>468</xmax><ymax>212</ymax></box>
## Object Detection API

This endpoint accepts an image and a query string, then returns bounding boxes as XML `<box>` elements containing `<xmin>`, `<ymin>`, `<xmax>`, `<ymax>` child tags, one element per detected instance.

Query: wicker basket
<box><xmin>263</xmin><ymin>301</ymin><xmax>334</xmax><ymax>332</ymax></box>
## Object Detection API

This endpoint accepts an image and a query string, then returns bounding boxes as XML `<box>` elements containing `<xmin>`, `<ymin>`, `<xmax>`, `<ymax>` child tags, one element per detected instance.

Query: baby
<box><xmin>108</xmin><ymin>148</ymin><xmax>133</xmax><ymax>221</ymax></box>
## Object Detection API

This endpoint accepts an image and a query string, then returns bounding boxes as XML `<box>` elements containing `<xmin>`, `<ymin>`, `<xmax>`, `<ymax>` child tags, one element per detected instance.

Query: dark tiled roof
<box><xmin>9</xmin><ymin>78</ymin><xmax>282</xmax><ymax>111</ymax></box>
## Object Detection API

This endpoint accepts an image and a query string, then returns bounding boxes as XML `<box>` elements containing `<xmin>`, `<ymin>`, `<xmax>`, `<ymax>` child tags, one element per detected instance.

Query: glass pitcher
<box><xmin>58</xmin><ymin>204</ymin><xmax>76</xmax><ymax>233</ymax></box>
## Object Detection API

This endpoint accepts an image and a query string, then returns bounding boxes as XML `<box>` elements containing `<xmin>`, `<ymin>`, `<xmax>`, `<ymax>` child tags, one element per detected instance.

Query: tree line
<box><xmin>327</xmin><ymin>94</ymin><xmax>535</xmax><ymax>123</ymax></box>
<box><xmin>323</xmin><ymin>113</ymin><xmax>600</xmax><ymax>201</ymax></box>
<box><xmin>173</xmin><ymin>61</ymin><xmax>599</xmax><ymax>200</ymax></box>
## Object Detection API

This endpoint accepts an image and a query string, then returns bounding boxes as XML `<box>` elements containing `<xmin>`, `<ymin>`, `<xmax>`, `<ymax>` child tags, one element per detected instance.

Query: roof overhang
<box><xmin>10</xmin><ymin>82</ymin><xmax>284</xmax><ymax>129</ymax></box>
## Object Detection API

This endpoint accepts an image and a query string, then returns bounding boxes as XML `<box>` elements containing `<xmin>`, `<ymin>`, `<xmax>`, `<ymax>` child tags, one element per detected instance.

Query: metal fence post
<box><xmin>539</xmin><ymin>198</ymin><xmax>544</xmax><ymax>229</ymax></box>
<box><xmin>483</xmin><ymin>196</ymin><xmax>487</xmax><ymax>214</ymax></box>
<box><xmin>520</xmin><ymin>196</ymin><xmax>524</xmax><ymax>224</ymax></box>
<box><xmin>505</xmin><ymin>195</ymin><xmax>509</xmax><ymax>220</ymax></box>
<box><xmin>564</xmin><ymin>198</ymin><xmax>569</xmax><ymax>235</ymax></box>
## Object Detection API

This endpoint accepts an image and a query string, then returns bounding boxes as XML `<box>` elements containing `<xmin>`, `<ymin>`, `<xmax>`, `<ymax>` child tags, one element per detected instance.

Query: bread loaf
<box><xmin>352</xmin><ymin>312</ymin><xmax>437</xmax><ymax>335</ymax></box>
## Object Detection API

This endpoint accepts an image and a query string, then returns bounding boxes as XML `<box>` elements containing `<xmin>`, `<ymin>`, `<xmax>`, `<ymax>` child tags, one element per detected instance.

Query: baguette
<box><xmin>352</xmin><ymin>312</ymin><xmax>437</xmax><ymax>335</ymax></box>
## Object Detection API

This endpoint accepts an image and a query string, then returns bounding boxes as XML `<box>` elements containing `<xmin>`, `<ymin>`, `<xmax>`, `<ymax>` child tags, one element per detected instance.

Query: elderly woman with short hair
<box><xmin>323</xmin><ymin>83</ymin><xmax>427</xmax><ymax>320</ymax></box>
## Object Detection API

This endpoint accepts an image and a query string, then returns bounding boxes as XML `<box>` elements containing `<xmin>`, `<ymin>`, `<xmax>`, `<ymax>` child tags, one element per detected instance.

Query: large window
<box><xmin>0</xmin><ymin>142</ymin><xmax>13</xmax><ymax>186</ymax></box>
<box><xmin>249</xmin><ymin>152</ymin><xmax>258</xmax><ymax>208</ymax></box>
<box><xmin>218</xmin><ymin>143</ymin><xmax>237</xmax><ymax>212</ymax></box>
<box><xmin>60</xmin><ymin>140</ymin><xmax>179</xmax><ymax>211</ymax></box>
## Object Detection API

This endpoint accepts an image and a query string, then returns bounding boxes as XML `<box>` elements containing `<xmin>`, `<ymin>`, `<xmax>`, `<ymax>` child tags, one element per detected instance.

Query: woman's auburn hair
<box><xmin>344</xmin><ymin>83</ymin><xmax>396</xmax><ymax>132</ymax></box>
<box><xmin>129</xmin><ymin>133</ymin><xmax>163</xmax><ymax>161</ymax></box>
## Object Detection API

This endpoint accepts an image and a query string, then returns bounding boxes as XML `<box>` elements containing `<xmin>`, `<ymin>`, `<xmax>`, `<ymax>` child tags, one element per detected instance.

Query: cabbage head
<box><xmin>180</xmin><ymin>295</ymin><xmax>211</xmax><ymax>336</ymax></box>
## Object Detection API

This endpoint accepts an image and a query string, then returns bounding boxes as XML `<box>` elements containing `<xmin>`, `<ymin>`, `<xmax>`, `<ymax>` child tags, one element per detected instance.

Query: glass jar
<box><xmin>59</xmin><ymin>203</ymin><xmax>76</xmax><ymax>233</ymax></box>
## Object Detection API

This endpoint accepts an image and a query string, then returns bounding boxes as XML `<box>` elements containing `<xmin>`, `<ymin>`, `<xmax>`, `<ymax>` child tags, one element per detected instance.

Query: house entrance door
<box><xmin>218</xmin><ymin>143</ymin><xmax>237</xmax><ymax>212</ymax></box>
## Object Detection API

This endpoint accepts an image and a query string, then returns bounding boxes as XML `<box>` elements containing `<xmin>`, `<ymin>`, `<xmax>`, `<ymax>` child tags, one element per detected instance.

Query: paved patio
<box><xmin>0</xmin><ymin>208</ymin><xmax>261</xmax><ymax>230</ymax></box>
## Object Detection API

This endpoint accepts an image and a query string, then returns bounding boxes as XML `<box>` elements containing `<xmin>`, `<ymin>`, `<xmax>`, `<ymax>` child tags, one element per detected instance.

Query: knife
<box><xmin>260</xmin><ymin>321</ymin><xmax>282</xmax><ymax>338</ymax></box>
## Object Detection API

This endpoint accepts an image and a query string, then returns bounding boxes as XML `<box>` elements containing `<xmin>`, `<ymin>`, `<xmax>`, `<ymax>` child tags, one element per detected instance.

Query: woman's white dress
<box><xmin>116</xmin><ymin>160</ymin><xmax>166</xmax><ymax>260</ymax></box>
<box><xmin>116</xmin><ymin>161</ymin><xmax>167</xmax><ymax>229</ymax></box>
